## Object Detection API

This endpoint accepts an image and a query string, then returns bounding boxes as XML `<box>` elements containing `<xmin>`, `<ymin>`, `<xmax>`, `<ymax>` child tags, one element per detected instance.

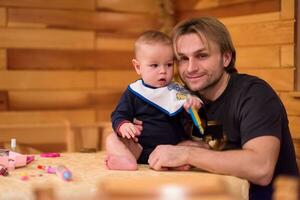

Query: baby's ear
<box><xmin>132</xmin><ymin>59</ymin><xmax>141</xmax><ymax>75</ymax></box>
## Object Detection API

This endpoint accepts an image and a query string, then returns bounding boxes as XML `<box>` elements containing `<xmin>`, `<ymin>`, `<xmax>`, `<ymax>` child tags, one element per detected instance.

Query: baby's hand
<box><xmin>183</xmin><ymin>95</ymin><xmax>202</xmax><ymax>112</ymax></box>
<box><xmin>118</xmin><ymin>122</ymin><xmax>139</xmax><ymax>142</ymax></box>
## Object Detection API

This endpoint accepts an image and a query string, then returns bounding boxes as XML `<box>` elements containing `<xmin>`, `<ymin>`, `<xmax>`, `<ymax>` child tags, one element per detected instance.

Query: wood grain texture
<box><xmin>280</xmin><ymin>93</ymin><xmax>300</xmax><ymax>115</ymax></box>
<box><xmin>96</xmin><ymin>33</ymin><xmax>136</xmax><ymax>51</ymax></box>
<box><xmin>0</xmin><ymin>7</ymin><xmax>5</xmax><ymax>26</ymax></box>
<box><xmin>0</xmin><ymin>70</ymin><xmax>96</xmax><ymax>90</ymax></box>
<box><xmin>96</xmin><ymin>70</ymin><xmax>138</xmax><ymax>90</ymax></box>
<box><xmin>238</xmin><ymin>68</ymin><xmax>294</xmax><ymax>91</ymax></box>
<box><xmin>177</xmin><ymin>0</ymin><xmax>280</xmax><ymax>20</ymax></box>
<box><xmin>0</xmin><ymin>49</ymin><xmax>6</xmax><ymax>69</ymax></box>
<box><xmin>97</xmin><ymin>0</ymin><xmax>160</xmax><ymax>14</ymax></box>
<box><xmin>0</xmin><ymin>28</ymin><xmax>94</xmax><ymax>49</ymax></box>
<box><xmin>229</xmin><ymin>20</ymin><xmax>294</xmax><ymax>46</ymax></box>
<box><xmin>8</xmin><ymin>8</ymin><xmax>160</xmax><ymax>32</ymax></box>
<box><xmin>174</xmin><ymin>0</ymin><xmax>262</xmax><ymax>11</ymax></box>
<box><xmin>8</xmin><ymin>90</ymin><xmax>121</xmax><ymax>110</ymax></box>
<box><xmin>7</xmin><ymin>49</ymin><xmax>133</xmax><ymax>70</ymax></box>
<box><xmin>0</xmin><ymin>109</ymin><xmax>96</xmax><ymax>124</ymax></box>
<box><xmin>0</xmin><ymin>0</ymin><xmax>95</xmax><ymax>10</ymax></box>
<box><xmin>220</xmin><ymin>12</ymin><xmax>280</xmax><ymax>25</ymax></box>
<box><xmin>289</xmin><ymin>116</ymin><xmax>300</xmax><ymax>139</ymax></box>
<box><xmin>281</xmin><ymin>45</ymin><xmax>294</xmax><ymax>67</ymax></box>
<box><xmin>236</xmin><ymin>46</ymin><xmax>280</xmax><ymax>68</ymax></box>
<box><xmin>280</xmin><ymin>0</ymin><xmax>294</xmax><ymax>19</ymax></box>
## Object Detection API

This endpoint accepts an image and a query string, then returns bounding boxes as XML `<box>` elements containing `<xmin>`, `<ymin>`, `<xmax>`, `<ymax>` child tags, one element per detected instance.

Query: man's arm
<box><xmin>148</xmin><ymin>135</ymin><xmax>279</xmax><ymax>186</ymax></box>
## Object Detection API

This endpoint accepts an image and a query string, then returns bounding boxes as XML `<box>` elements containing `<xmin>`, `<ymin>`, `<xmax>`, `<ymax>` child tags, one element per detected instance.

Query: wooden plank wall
<box><xmin>0</xmin><ymin>0</ymin><xmax>173</xmax><ymax>152</ymax></box>
<box><xmin>175</xmin><ymin>0</ymin><xmax>300</xmax><ymax>166</ymax></box>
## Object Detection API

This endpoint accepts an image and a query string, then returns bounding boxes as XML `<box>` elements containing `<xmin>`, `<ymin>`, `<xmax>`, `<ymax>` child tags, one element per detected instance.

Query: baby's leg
<box><xmin>105</xmin><ymin>132</ymin><xmax>142</xmax><ymax>170</ymax></box>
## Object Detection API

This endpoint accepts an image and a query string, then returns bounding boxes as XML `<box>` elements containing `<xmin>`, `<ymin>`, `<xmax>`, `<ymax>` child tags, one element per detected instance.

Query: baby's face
<box><xmin>135</xmin><ymin>43</ymin><xmax>174</xmax><ymax>88</ymax></box>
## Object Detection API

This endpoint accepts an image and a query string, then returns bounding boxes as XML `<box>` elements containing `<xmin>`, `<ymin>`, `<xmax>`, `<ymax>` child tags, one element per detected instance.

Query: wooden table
<box><xmin>0</xmin><ymin>152</ymin><xmax>249</xmax><ymax>200</ymax></box>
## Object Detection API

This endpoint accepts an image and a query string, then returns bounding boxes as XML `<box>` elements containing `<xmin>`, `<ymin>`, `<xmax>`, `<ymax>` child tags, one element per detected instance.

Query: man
<box><xmin>148</xmin><ymin>17</ymin><xmax>299</xmax><ymax>200</ymax></box>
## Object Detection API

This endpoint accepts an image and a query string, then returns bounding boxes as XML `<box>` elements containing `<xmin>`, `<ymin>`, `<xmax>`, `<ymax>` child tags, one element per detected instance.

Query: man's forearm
<box><xmin>186</xmin><ymin>136</ymin><xmax>279</xmax><ymax>186</ymax></box>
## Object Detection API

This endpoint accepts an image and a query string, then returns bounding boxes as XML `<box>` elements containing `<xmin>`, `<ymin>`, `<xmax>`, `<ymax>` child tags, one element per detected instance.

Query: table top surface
<box><xmin>0</xmin><ymin>152</ymin><xmax>248</xmax><ymax>200</ymax></box>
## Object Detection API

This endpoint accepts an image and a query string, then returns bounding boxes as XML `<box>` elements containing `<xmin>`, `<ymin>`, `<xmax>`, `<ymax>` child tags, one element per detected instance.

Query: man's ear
<box><xmin>223</xmin><ymin>52</ymin><xmax>232</xmax><ymax>68</ymax></box>
<box><xmin>132</xmin><ymin>59</ymin><xmax>141</xmax><ymax>75</ymax></box>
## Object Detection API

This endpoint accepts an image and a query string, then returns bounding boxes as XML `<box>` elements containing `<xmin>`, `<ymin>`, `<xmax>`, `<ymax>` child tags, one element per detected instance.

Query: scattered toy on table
<box><xmin>56</xmin><ymin>165</ymin><xmax>72</xmax><ymax>181</ymax></box>
<box><xmin>0</xmin><ymin>149</ymin><xmax>35</xmax><ymax>171</ymax></box>
<box><xmin>40</xmin><ymin>153</ymin><xmax>61</xmax><ymax>158</ymax></box>
<box><xmin>20</xmin><ymin>172</ymin><xmax>29</xmax><ymax>181</ymax></box>
<box><xmin>37</xmin><ymin>165</ymin><xmax>56</xmax><ymax>174</ymax></box>
<box><xmin>37</xmin><ymin>164</ymin><xmax>72</xmax><ymax>181</ymax></box>
<box><xmin>0</xmin><ymin>164</ymin><xmax>9</xmax><ymax>176</ymax></box>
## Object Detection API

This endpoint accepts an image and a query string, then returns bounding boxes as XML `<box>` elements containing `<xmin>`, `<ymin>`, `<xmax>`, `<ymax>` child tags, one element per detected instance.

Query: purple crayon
<box><xmin>56</xmin><ymin>165</ymin><xmax>72</xmax><ymax>181</ymax></box>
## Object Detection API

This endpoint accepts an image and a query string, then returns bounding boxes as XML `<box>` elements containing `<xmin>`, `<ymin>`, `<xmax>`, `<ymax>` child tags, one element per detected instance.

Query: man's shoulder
<box><xmin>231</xmin><ymin>73</ymin><xmax>273</xmax><ymax>92</ymax></box>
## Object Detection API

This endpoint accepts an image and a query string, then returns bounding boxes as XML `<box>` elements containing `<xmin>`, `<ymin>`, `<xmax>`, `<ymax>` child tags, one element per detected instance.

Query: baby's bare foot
<box><xmin>106</xmin><ymin>154</ymin><xmax>138</xmax><ymax>171</ymax></box>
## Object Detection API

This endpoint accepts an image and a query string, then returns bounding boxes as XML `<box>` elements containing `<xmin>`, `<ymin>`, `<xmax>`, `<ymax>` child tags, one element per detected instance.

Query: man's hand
<box><xmin>148</xmin><ymin>145</ymin><xmax>190</xmax><ymax>171</ymax></box>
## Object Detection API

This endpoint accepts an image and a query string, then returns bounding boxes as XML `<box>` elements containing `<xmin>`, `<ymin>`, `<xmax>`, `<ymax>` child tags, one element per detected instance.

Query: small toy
<box><xmin>37</xmin><ymin>164</ymin><xmax>72</xmax><ymax>181</ymax></box>
<box><xmin>56</xmin><ymin>165</ymin><xmax>72</xmax><ymax>181</ymax></box>
<box><xmin>20</xmin><ymin>172</ymin><xmax>29</xmax><ymax>181</ymax></box>
<box><xmin>37</xmin><ymin>165</ymin><xmax>56</xmax><ymax>174</ymax></box>
<box><xmin>189</xmin><ymin>107</ymin><xmax>205</xmax><ymax>134</ymax></box>
<box><xmin>0</xmin><ymin>149</ymin><xmax>34</xmax><ymax>170</ymax></box>
<box><xmin>40</xmin><ymin>153</ymin><xmax>61</xmax><ymax>158</ymax></box>
<box><xmin>0</xmin><ymin>165</ymin><xmax>9</xmax><ymax>176</ymax></box>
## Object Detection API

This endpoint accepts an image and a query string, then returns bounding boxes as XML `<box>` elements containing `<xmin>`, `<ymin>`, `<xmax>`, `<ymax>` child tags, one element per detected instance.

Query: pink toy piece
<box><xmin>40</xmin><ymin>153</ymin><xmax>61</xmax><ymax>158</ymax></box>
<box><xmin>26</xmin><ymin>155</ymin><xmax>35</xmax><ymax>164</ymax></box>
<box><xmin>0</xmin><ymin>150</ymin><xmax>34</xmax><ymax>170</ymax></box>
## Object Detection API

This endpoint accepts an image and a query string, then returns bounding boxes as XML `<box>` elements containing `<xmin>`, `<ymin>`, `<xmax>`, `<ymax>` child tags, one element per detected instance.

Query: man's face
<box><xmin>175</xmin><ymin>33</ymin><xmax>230</xmax><ymax>96</ymax></box>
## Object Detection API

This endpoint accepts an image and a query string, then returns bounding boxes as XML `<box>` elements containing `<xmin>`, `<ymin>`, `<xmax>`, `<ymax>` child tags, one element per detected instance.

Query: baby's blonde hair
<box><xmin>134</xmin><ymin>30</ymin><xmax>172</xmax><ymax>57</ymax></box>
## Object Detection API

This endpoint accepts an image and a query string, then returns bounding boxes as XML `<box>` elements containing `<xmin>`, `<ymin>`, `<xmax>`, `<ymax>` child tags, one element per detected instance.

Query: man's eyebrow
<box><xmin>177</xmin><ymin>48</ymin><xmax>207</xmax><ymax>57</ymax></box>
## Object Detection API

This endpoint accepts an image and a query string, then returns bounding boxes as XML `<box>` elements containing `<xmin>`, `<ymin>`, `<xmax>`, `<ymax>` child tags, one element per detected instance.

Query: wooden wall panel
<box><xmin>0</xmin><ymin>49</ymin><xmax>6</xmax><ymax>69</ymax></box>
<box><xmin>8</xmin><ymin>8</ymin><xmax>159</xmax><ymax>33</ymax></box>
<box><xmin>97</xmin><ymin>0</ymin><xmax>160</xmax><ymax>14</ymax></box>
<box><xmin>177</xmin><ymin>0</ymin><xmax>280</xmax><ymax>20</ymax></box>
<box><xmin>0</xmin><ymin>109</ymin><xmax>96</xmax><ymax>124</ymax></box>
<box><xmin>236</xmin><ymin>46</ymin><xmax>280</xmax><ymax>68</ymax></box>
<box><xmin>280</xmin><ymin>93</ymin><xmax>300</xmax><ymax>116</ymax></box>
<box><xmin>8</xmin><ymin>90</ymin><xmax>121</xmax><ymax>110</ymax></box>
<box><xmin>0</xmin><ymin>7</ymin><xmax>5</xmax><ymax>26</ymax></box>
<box><xmin>0</xmin><ymin>0</ymin><xmax>95</xmax><ymax>10</ymax></box>
<box><xmin>238</xmin><ymin>68</ymin><xmax>294</xmax><ymax>91</ymax></box>
<box><xmin>0</xmin><ymin>71</ymin><xmax>96</xmax><ymax>90</ymax></box>
<box><xmin>0</xmin><ymin>127</ymin><xmax>67</xmax><ymax>144</ymax></box>
<box><xmin>0</xmin><ymin>28</ymin><xmax>94</xmax><ymax>49</ymax></box>
<box><xmin>96</xmin><ymin>33</ymin><xmax>135</xmax><ymax>51</ymax></box>
<box><xmin>7</xmin><ymin>49</ymin><xmax>133</xmax><ymax>70</ymax></box>
<box><xmin>175</xmin><ymin>0</ymin><xmax>280</xmax><ymax>11</ymax></box>
<box><xmin>229</xmin><ymin>20</ymin><xmax>294</xmax><ymax>46</ymax></box>
<box><xmin>280</xmin><ymin>0</ymin><xmax>294</xmax><ymax>19</ymax></box>
<box><xmin>289</xmin><ymin>116</ymin><xmax>300</xmax><ymax>139</ymax></box>
<box><xmin>190</xmin><ymin>0</ymin><xmax>218</xmax><ymax>10</ymax></box>
<box><xmin>281</xmin><ymin>45</ymin><xmax>294</xmax><ymax>67</ymax></box>
<box><xmin>220</xmin><ymin>12</ymin><xmax>280</xmax><ymax>25</ymax></box>
<box><xmin>97</xmin><ymin>107</ymin><xmax>114</xmax><ymax>122</ymax></box>
<box><xmin>97</xmin><ymin>70</ymin><xmax>138</xmax><ymax>90</ymax></box>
